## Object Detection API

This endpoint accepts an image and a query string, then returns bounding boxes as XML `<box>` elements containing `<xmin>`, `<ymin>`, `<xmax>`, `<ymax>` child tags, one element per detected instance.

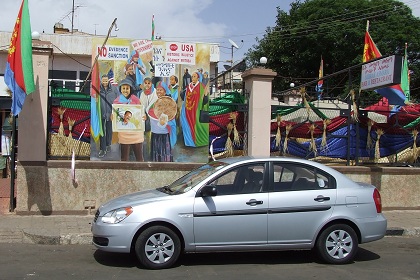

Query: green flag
<box><xmin>401</xmin><ymin>43</ymin><xmax>410</xmax><ymax>101</ymax></box>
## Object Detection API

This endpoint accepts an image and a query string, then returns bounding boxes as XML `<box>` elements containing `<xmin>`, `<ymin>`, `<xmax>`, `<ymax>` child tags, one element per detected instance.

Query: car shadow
<box><xmin>93</xmin><ymin>247</ymin><xmax>380</xmax><ymax>268</ymax></box>
<box><xmin>179</xmin><ymin>250</ymin><xmax>318</xmax><ymax>266</ymax></box>
<box><xmin>354</xmin><ymin>247</ymin><xmax>381</xmax><ymax>262</ymax></box>
<box><xmin>93</xmin><ymin>250</ymin><xmax>140</xmax><ymax>268</ymax></box>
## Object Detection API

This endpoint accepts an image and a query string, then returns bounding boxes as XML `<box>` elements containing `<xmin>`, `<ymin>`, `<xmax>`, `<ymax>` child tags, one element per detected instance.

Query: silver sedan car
<box><xmin>91</xmin><ymin>156</ymin><xmax>387</xmax><ymax>269</ymax></box>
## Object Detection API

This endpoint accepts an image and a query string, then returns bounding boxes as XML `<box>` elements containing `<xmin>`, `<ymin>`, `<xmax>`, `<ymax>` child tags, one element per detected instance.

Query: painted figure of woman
<box><xmin>146</xmin><ymin>81</ymin><xmax>176</xmax><ymax>162</ymax></box>
<box><xmin>113</xmin><ymin>78</ymin><xmax>145</xmax><ymax>161</ymax></box>
<box><xmin>168</xmin><ymin>75</ymin><xmax>179</xmax><ymax>148</ymax></box>
<box><xmin>180</xmin><ymin>72</ymin><xmax>209</xmax><ymax>147</ymax></box>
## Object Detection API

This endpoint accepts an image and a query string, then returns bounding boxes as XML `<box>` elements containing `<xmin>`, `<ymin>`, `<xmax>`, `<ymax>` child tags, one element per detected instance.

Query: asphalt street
<box><xmin>0</xmin><ymin>236</ymin><xmax>418</xmax><ymax>279</ymax></box>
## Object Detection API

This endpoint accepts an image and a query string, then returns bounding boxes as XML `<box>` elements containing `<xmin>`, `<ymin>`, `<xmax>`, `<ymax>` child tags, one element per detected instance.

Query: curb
<box><xmin>60</xmin><ymin>233</ymin><xmax>92</xmax><ymax>245</ymax></box>
<box><xmin>17</xmin><ymin>228</ymin><xmax>419</xmax><ymax>245</ymax></box>
<box><xmin>385</xmin><ymin>227</ymin><xmax>405</xmax><ymax>236</ymax></box>
<box><xmin>385</xmin><ymin>227</ymin><xmax>420</xmax><ymax>237</ymax></box>
<box><xmin>23</xmin><ymin>231</ymin><xmax>92</xmax><ymax>245</ymax></box>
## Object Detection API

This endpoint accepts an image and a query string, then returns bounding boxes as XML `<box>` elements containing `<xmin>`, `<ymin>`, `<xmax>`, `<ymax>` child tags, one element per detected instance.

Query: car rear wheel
<box><xmin>315</xmin><ymin>224</ymin><xmax>358</xmax><ymax>264</ymax></box>
<box><xmin>135</xmin><ymin>225</ymin><xmax>181</xmax><ymax>269</ymax></box>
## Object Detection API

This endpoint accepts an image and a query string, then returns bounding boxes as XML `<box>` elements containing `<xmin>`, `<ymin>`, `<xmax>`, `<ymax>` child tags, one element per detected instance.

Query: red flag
<box><xmin>363</xmin><ymin>31</ymin><xmax>381</xmax><ymax>62</ymax></box>
<box><xmin>90</xmin><ymin>61</ymin><xmax>100</xmax><ymax>98</ymax></box>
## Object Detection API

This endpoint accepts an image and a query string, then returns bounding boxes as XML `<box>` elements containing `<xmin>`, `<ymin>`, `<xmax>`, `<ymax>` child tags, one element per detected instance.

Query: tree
<box><xmin>246</xmin><ymin>0</ymin><xmax>420</xmax><ymax>102</ymax></box>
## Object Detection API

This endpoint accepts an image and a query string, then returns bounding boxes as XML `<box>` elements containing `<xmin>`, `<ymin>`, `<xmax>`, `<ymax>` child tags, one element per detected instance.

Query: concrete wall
<box><xmin>15</xmin><ymin>162</ymin><xmax>420</xmax><ymax>215</ymax></box>
<box><xmin>333</xmin><ymin>166</ymin><xmax>420</xmax><ymax>210</ymax></box>
<box><xmin>16</xmin><ymin>161</ymin><xmax>201</xmax><ymax>215</ymax></box>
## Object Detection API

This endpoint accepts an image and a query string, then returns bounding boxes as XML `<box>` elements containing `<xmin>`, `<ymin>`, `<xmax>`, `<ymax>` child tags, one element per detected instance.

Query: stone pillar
<box><xmin>18</xmin><ymin>40</ymin><xmax>53</xmax><ymax>162</ymax></box>
<box><xmin>15</xmin><ymin>40</ymin><xmax>52</xmax><ymax>213</ymax></box>
<box><xmin>242</xmin><ymin>68</ymin><xmax>277</xmax><ymax>157</ymax></box>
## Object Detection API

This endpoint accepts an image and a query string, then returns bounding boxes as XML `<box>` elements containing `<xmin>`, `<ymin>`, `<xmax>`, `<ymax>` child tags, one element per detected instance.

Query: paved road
<box><xmin>0</xmin><ymin>236</ymin><xmax>418</xmax><ymax>279</ymax></box>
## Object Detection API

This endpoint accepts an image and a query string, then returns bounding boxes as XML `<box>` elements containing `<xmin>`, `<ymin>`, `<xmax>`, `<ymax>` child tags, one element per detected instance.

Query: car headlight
<box><xmin>101</xmin><ymin>207</ymin><xmax>133</xmax><ymax>224</ymax></box>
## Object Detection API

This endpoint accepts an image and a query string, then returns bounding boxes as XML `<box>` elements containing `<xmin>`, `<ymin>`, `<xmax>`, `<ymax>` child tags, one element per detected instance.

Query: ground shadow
<box><xmin>93</xmin><ymin>247</ymin><xmax>380</xmax><ymax>269</ymax></box>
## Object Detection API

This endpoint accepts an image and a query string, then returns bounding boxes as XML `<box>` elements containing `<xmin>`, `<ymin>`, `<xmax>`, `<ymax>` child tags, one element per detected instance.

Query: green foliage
<box><xmin>245</xmin><ymin>0</ymin><xmax>420</xmax><ymax>102</ymax></box>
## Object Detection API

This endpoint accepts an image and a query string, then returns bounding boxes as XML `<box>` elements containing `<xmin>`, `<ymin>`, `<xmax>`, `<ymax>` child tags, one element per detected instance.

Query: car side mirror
<box><xmin>200</xmin><ymin>185</ymin><xmax>217</xmax><ymax>197</ymax></box>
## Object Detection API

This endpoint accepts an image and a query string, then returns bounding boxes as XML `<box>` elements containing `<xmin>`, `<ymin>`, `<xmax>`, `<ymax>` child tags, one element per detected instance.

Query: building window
<box><xmin>48</xmin><ymin>70</ymin><xmax>77</xmax><ymax>80</ymax></box>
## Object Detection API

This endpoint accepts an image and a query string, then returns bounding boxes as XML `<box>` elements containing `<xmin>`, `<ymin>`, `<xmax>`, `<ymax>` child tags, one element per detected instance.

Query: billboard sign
<box><xmin>360</xmin><ymin>55</ymin><xmax>402</xmax><ymax>91</ymax></box>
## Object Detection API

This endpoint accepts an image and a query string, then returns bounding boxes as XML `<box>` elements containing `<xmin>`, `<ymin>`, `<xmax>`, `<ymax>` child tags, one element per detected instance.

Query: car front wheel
<box><xmin>135</xmin><ymin>225</ymin><xmax>181</xmax><ymax>269</ymax></box>
<box><xmin>315</xmin><ymin>224</ymin><xmax>358</xmax><ymax>264</ymax></box>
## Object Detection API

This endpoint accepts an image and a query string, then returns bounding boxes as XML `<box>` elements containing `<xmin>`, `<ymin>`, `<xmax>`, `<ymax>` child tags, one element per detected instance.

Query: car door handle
<box><xmin>314</xmin><ymin>195</ymin><xmax>330</xmax><ymax>202</ymax></box>
<box><xmin>246</xmin><ymin>199</ymin><xmax>263</xmax><ymax>206</ymax></box>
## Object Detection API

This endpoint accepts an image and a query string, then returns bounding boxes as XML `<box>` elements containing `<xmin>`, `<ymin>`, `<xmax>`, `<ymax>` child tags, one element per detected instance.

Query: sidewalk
<box><xmin>0</xmin><ymin>210</ymin><xmax>418</xmax><ymax>245</ymax></box>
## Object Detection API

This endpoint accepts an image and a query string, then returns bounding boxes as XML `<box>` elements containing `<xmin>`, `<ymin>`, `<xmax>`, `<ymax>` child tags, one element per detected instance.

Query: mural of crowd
<box><xmin>90</xmin><ymin>38</ymin><xmax>211</xmax><ymax>163</ymax></box>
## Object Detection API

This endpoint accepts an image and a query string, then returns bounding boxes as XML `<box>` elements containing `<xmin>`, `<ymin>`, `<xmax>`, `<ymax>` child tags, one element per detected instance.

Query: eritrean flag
<box><xmin>315</xmin><ymin>56</ymin><xmax>323</xmax><ymax>92</ymax></box>
<box><xmin>4</xmin><ymin>0</ymin><xmax>35</xmax><ymax>116</ymax></box>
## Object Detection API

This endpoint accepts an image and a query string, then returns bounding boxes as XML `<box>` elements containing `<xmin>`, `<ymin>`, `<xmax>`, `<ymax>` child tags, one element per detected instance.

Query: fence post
<box><xmin>242</xmin><ymin>68</ymin><xmax>277</xmax><ymax>157</ymax></box>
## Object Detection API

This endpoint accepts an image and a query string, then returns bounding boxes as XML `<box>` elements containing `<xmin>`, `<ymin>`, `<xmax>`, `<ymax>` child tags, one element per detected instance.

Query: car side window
<box><xmin>208</xmin><ymin>168</ymin><xmax>239</xmax><ymax>196</ymax></box>
<box><xmin>208</xmin><ymin>164</ymin><xmax>265</xmax><ymax>196</ymax></box>
<box><xmin>291</xmin><ymin>166</ymin><xmax>332</xmax><ymax>191</ymax></box>
<box><xmin>272</xmin><ymin>163</ymin><xmax>334</xmax><ymax>192</ymax></box>
<box><xmin>273</xmin><ymin>164</ymin><xmax>294</xmax><ymax>191</ymax></box>
<box><xmin>240</xmin><ymin>164</ymin><xmax>265</xmax><ymax>194</ymax></box>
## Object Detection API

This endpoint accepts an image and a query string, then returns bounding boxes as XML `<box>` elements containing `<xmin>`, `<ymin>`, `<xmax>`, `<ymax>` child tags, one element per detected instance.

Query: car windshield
<box><xmin>165</xmin><ymin>161</ymin><xmax>228</xmax><ymax>194</ymax></box>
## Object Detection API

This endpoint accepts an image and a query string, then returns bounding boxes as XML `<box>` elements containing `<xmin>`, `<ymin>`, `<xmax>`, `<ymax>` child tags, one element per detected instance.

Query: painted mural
<box><xmin>90</xmin><ymin>37</ymin><xmax>210</xmax><ymax>162</ymax></box>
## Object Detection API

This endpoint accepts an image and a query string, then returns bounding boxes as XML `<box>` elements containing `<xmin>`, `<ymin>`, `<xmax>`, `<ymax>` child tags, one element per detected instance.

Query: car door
<box><xmin>268</xmin><ymin>161</ymin><xmax>337</xmax><ymax>245</ymax></box>
<box><xmin>193</xmin><ymin>163</ymin><xmax>268</xmax><ymax>248</ymax></box>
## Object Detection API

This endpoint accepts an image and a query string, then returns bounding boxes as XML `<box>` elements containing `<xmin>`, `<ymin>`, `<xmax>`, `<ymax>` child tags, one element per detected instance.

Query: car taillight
<box><xmin>373</xmin><ymin>188</ymin><xmax>382</xmax><ymax>213</ymax></box>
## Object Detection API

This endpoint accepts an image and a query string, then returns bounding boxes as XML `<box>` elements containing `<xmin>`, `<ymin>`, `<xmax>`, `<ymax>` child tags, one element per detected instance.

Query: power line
<box><xmin>51</xmin><ymin>43</ymin><xmax>91</xmax><ymax>68</ymax></box>
<box><xmin>165</xmin><ymin>0</ymin><xmax>418</xmax><ymax>43</ymax></box>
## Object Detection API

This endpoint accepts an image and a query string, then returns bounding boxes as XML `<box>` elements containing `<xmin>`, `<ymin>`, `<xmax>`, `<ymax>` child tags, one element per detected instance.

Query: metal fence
<box><xmin>47</xmin><ymin>82</ymin><xmax>91</xmax><ymax>160</ymax></box>
<box><xmin>269</xmin><ymin>97</ymin><xmax>420</xmax><ymax>166</ymax></box>
<box><xmin>45</xmin><ymin>79</ymin><xmax>420</xmax><ymax>166</ymax></box>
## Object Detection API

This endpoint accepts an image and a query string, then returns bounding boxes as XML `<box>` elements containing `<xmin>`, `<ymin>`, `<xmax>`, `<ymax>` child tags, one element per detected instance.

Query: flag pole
<box><xmin>79</xmin><ymin>18</ymin><xmax>117</xmax><ymax>93</ymax></box>
<box><xmin>151</xmin><ymin>14</ymin><xmax>155</xmax><ymax>41</ymax></box>
<box><xmin>366</xmin><ymin>20</ymin><xmax>369</xmax><ymax>32</ymax></box>
<box><xmin>9</xmin><ymin>115</ymin><xmax>16</xmax><ymax>211</ymax></box>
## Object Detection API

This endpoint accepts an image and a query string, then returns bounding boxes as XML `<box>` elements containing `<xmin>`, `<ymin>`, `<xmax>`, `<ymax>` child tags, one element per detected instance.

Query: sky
<box><xmin>1</xmin><ymin>0</ymin><xmax>419</xmax><ymax>68</ymax></box>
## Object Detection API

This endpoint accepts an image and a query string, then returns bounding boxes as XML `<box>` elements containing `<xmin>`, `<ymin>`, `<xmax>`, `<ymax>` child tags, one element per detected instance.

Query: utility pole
<box><xmin>230</xmin><ymin>45</ymin><xmax>234</xmax><ymax>91</ymax></box>
<box><xmin>71</xmin><ymin>0</ymin><xmax>75</xmax><ymax>33</ymax></box>
<box><xmin>228</xmin><ymin>39</ymin><xmax>239</xmax><ymax>91</ymax></box>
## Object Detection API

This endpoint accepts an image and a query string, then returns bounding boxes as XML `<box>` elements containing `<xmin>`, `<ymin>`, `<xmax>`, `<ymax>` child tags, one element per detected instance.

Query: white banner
<box><xmin>131</xmin><ymin>40</ymin><xmax>153</xmax><ymax>55</ymax></box>
<box><xmin>165</xmin><ymin>42</ymin><xmax>196</xmax><ymax>65</ymax></box>
<box><xmin>155</xmin><ymin>63</ymin><xmax>176</xmax><ymax>77</ymax></box>
<box><xmin>153</xmin><ymin>45</ymin><xmax>165</xmax><ymax>63</ymax></box>
<box><xmin>97</xmin><ymin>45</ymin><xmax>130</xmax><ymax>61</ymax></box>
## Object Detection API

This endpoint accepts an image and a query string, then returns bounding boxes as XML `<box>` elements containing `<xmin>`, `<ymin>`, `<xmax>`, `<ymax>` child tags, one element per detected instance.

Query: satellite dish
<box><xmin>228</xmin><ymin>39</ymin><xmax>239</xmax><ymax>49</ymax></box>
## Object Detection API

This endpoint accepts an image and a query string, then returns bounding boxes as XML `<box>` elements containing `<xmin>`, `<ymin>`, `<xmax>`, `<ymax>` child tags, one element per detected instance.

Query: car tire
<box><xmin>135</xmin><ymin>225</ymin><xmax>181</xmax><ymax>269</ymax></box>
<box><xmin>315</xmin><ymin>224</ymin><xmax>358</xmax><ymax>264</ymax></box>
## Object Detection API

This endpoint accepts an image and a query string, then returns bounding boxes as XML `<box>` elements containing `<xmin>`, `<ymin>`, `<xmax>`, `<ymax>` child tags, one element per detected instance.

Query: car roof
<box><xmin>217</xmin><ymin>156</ymin><xmax>318</xmax><ymax>165</ymax></box>
<box><xmin>215</xmin><ymin>156</ymin><xmax>343</xmax><ymax>176</ymax></box>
